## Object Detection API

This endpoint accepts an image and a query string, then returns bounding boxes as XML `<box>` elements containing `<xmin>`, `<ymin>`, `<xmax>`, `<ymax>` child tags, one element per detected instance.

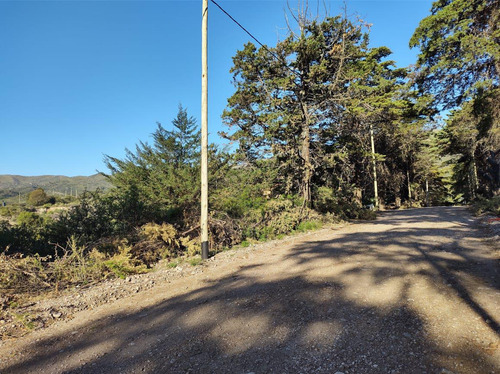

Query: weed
<box><xmin>0</xmin><ymin>237</ymin><xmax>147</xmax><ymax>298</ymax></box>
<box><xmin>189</xmin><ymin>257</ymin><xmax>202</xmax><ymax>266</ymax></box>
<box><xmin>14</xmin><ymin>312</ymin><xmax>35</xmax><ymax>330</ymax></box>
<box><xmin>296</xmin><ymin>220</ymin><xmax>322</xmax><ymax>232</ymax></box>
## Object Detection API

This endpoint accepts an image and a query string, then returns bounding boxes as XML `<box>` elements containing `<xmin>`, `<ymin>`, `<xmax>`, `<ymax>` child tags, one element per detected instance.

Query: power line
<box><xmin>209</xmin><ymin>0</ymin><xmax>299</xmax><ymax>76</ymax></box>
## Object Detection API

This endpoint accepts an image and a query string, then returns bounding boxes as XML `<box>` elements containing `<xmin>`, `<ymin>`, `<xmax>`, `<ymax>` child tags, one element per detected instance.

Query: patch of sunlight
<box><xmin>210</xmin><ymin>315</ymin><xmax>274</xmax><ymax>355</ymax></box>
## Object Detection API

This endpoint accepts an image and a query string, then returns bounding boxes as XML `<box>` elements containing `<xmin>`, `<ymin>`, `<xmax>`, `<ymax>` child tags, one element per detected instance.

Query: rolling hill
<box><xmin>0</xmin><ymin>174</ymin><xmax>112</xmax><ymax>202</ymax></box>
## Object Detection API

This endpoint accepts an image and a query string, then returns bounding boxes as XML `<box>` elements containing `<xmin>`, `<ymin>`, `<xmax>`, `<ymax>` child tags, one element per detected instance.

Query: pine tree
<box><xmin>410</xmin><ymin>0</ymin><xmax>499</xmax><ymax>108</ymax></box>
<box><xmin>223</xmin><ymin>15</ymin><xmax>370</xmax><ymax>205</ymax></box>
<box><xmin>104</xmin><ymin>105</ymin><xmax>201</xmax><ymax>223</ymax></box>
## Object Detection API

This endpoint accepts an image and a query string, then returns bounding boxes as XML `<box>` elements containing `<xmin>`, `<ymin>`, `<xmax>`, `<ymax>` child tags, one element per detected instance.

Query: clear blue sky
<box><xmin>0</xmin><ymin>0</ymin><xmax>433</xmax><ymax>177</ymax></box>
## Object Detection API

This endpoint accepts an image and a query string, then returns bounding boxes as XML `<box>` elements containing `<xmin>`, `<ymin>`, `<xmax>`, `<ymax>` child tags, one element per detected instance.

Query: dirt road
<box><xmin>0</xmin><ymin>206</ymin><xmax>498</xmax><ymax>373</ymax></box>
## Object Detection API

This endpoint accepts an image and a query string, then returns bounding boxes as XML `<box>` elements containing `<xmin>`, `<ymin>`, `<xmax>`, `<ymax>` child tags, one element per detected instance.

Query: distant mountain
<box><xmin>0</xmin><ymin>174</ymin><xmax>112</xmax><ymax>201</ymax></box>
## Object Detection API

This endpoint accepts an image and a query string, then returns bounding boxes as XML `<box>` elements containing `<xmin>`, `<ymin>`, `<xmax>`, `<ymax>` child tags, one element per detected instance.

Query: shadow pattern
<box><xmin>1</xmin><ymin>207</ymin><xmax>499</xmax><ymax>374</ymax></box>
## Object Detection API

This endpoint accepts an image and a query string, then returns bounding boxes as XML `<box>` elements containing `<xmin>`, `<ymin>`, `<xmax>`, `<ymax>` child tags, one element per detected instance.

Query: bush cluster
<box><xmin>472</xmin><ymin>196</ymin><xmax>500</xmax><ymax>216</ymax></box>
<box><xmin>0</xmin><ymin>237</ymin><xmax>146</xmax><ymax>301</ymax></box>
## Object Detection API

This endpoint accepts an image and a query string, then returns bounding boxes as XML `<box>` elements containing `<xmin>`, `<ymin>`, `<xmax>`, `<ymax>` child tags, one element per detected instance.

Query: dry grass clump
<box><xmin>0</xmin><ymin>237</ymin><xmax>147</xmax><ymax>304</ymax></box>
<box><xmin>132</xmin><ymin>223</ymin><xmax>200</xmax><ymax>265</ymax></box>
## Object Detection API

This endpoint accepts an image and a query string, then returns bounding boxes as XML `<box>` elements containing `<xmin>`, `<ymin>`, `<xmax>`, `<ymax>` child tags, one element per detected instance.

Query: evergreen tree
<box><xmin>410</xmin><ymin>0</ymin><xmax>499</xmax><ymax>108</ymax></box>
<box><xmin>104</xmin><ymin>105</ymin><xmax>201</xmax><ymax>224</ymax></box>
<box><xmin>411</xmin><ymin>0</ymin><xmax>499</xmax><ymax>198</ymax></box>
<box><xmin>223</xmin><ymin>15</ymin><xmax>370</xmax><ymax>205</ymax></box>
<box><xmin>168</xmin><ymin>104</ymin><xmax>201</xmax><ymax>166</ymax></box>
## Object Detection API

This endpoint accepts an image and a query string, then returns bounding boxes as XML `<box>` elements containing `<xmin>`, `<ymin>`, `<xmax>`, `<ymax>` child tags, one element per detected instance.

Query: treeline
<box><xmin>1</xmin><ymin>0</ymin><xmax>499</xmax><ymax>276</ymax></box>
<box><xmin>410</xmin><ymin>0</ymin><xmax>499</xmax><ymax>200</ymax></box>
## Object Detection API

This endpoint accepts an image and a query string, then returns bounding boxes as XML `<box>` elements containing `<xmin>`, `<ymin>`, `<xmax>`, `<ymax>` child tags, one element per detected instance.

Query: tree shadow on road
<box><xmin>2</xmin><ymin>207</ymin><xmax>499</xmax><ymax>373</ymax></box>
<box><xmin>1</xmin><ymin>274</ymin><xmax>485</xmax><ymax>374</ymax></box>
<box><xmin>287</xmin><ymin>207</ymin><xmax>499</xmax><ymax>333</ymax></box>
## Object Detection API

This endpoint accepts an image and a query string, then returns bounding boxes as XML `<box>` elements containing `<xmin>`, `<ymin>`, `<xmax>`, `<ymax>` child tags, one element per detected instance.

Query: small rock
<box><xmin>52</xmin><ymin>312</ymin><xmax>62</xmax><ymax>318</ymax></box>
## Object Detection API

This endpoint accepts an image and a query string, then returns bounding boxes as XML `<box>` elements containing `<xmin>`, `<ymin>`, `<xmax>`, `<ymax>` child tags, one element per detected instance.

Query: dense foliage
<box><xmin>411</xmin><ymin>0</ymin><xmax>499</xmax><ymax>199</ymax></box>
<box><xmin>1</xmin><ymin>1</ymin><xmax>499</xmax><ymax>299</ymax></box>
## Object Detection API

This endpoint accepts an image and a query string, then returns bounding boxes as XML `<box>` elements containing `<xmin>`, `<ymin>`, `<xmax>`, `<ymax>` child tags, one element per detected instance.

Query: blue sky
<box><xmin>0</xmin><ymin>0</ymin><xmax>433</xmax><ymax>176</ymax></box>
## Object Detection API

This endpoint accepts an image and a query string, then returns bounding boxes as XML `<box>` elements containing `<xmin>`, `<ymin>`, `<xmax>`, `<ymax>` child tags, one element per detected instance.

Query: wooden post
<box><xmin>425</xmin><ymin>178</ymin><xmax>429</xmax><ymax>207</ymax></box>
<box><xmin>369</xmin><ymin>123</ymin><xmax>379</xmax><ymax>208</ymax></box>
<box><xmin>407</xmin><ymin>169</ymin><xmax>412</xmax><ymax>207</ymax></box>
<box><xmin>201</xmin><ymin>0</ymin><xmax>209</xmax><ymax>260</ymax></box>
<box><xmin>471</xmin><ymin>162</ymin><xmax>477</xmax><ymax>199</ymax></box>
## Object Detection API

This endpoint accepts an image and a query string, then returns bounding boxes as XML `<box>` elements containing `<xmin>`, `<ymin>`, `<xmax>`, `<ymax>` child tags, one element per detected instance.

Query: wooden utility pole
<box><xmin>425</xmin><ymin>178</ymin><xmax>429</xmax><ymax>207</ymax></box>
<box><xmin>407</xmin><ymin>169</ymin><xmax>412</xmax><ymax>207</ymax></box>
<box><xmin>369</xmin><ymin>123</ymin><xmax>379</xmax><ymax>208</ymax></box>
<box><xmin>201</xmin><ymin>0</ymin><xmax>209</xmax><ymax>260</ymax></box>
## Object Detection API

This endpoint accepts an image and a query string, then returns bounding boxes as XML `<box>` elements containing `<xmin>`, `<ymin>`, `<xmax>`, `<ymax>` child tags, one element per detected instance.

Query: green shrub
<box><xmin>27</xmin><ymin>188</ymin><xmax>50</xmax><ymax>206</ymax></box>
<box><xmin>103</xmin><ymin>252</ymin><xmax>144</xmax><ymax>279</ymax></box>
<box><xmin>313</xmin><ymin>187</ymin><xmax>337</xmax><ymax>214</ymax></box>
<box><xmin>0</xmin><ymin>206</ymin><xmax>15</xmax><ymax>218</ymax></box>
<box><xmin>296</xmin><ymin>220</ymin><xmax>322</xmax><ymax>232</ymax></box>
<box><xmin>16</xmin><ymin>211</ymin><xmax>43</xmax><ymax>227</ymax></box>
<box><xmin>472</xmin><ymin>196</ymin><xmax>500</xmax><ymax>216</ymax></box>
<box><xmin>189</xmin><ymin>257</ymin><xmax>202</xmax><ymax>266</ymax></box>
<box><xmin>239</xmin><ymin>196</ymin><xmax>324</xmax><ymax>242</ymax></box>
<box><xmin>357</xmin><ymin>209</ymin><xmax>377</xmax><ymax>220</ymax></box>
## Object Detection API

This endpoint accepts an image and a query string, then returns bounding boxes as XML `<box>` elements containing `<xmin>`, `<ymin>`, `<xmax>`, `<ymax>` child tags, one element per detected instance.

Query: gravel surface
<box><xmin>0</xmin><ymin>206</ymin><xmax>498</xmax><ymax>374</ymax></box>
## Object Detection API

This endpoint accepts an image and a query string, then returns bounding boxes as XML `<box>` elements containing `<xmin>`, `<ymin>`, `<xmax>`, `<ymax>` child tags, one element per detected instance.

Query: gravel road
<box><xmin>0</xmin><ymin>206</ymin><xmax>498</xmax><ymax>374</ymax></box>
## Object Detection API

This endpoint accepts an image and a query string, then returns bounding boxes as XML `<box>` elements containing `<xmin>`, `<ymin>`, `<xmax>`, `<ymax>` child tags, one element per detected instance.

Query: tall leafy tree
<box><xmin>414</xmin><ymin>129</ymin><xmax>456</xmax><ymax>205</ymax></box>
<box><xmin>411</xmin><ymin>0</ymin><xmax>499</xmax><ymax>198</ymax></box>
<box><xmin>410</xmin><ymin>0</ymin><xmax>499</xmax><ymax>108</ymax></box>
<box><xmin>441</xmin><ymin>96</ymin><xmax>500</xmax><ymax>198</ymax></box>
<box><xmin>338</xmin><ymin>46</ymin><xmax>420</xmax><ymax>205</ymax></box>
<box><xmin>223</xmin><ymin>15</ymin><xmax>370</xmax><ymax>205</ymax></box>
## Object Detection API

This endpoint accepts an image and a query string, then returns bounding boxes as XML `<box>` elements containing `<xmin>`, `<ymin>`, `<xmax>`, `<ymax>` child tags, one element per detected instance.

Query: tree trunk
<box><xmin>369</xmin><ymin>123</ymin><xmax>379</xmax><ymax>208</ymax></box>
<box><xmin>468</xmin><ymin>173</ymin><xmax>474</xmax><ymax>201</ymax></box>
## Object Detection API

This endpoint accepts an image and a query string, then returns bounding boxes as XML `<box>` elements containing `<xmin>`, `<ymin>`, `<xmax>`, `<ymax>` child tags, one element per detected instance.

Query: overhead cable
<box><xmin>209</xmin><ymin>0</ymin><xmax>299</xmax><ymax>76</ymax></box>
